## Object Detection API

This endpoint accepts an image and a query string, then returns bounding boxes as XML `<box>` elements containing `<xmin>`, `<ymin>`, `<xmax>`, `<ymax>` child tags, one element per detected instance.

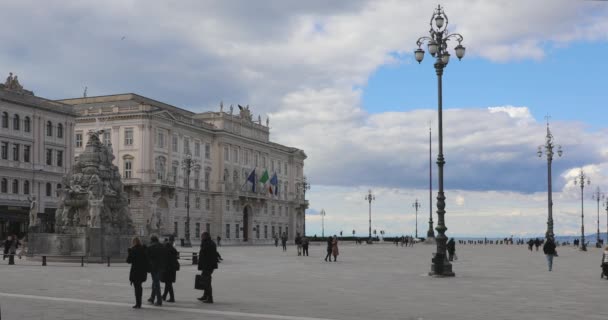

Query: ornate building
<box><xmin>0</xmin><ymin>75</ymin><xmax>77</xmax><ymax>239</ymax></box>
<box><xmin>60</xmin><ymin>94</ymin><xmax>307</xmax><ymax>244</ymax></box>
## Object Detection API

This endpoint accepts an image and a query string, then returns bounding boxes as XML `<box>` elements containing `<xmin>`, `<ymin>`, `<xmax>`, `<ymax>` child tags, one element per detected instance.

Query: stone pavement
<box><xmin>0</xmin><ymin>242</ymin><xmax>606</xmax><ymax>320</ymax></box>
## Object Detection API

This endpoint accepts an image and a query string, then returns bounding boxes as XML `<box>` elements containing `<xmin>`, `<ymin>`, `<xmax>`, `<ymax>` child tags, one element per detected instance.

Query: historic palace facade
<box><xmin>0</xmin><ymin>76</ymin><xmax>77</xmax><ymax>239</ymax></box>
<box><xmin>60</xmin><ymin>94</ymin><xmax>307</xmax><ymax>244</ymax></box>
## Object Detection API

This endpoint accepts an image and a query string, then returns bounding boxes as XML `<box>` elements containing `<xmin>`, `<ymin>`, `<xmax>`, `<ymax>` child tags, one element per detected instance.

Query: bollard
<box><xmin>81</xmin><ymin>256</ymin><xmax>84</xmax><ymax>267</ymax></box>
<box><xmin>192</xmin><ymin>252</ymin><xmax>198</xmax><ymax>265</ymax></box>
<box><xmin>107</xmin><ymin>256</ymin><xmax>110</xmax><ymax>267</ymax></box>
<box><xmin>42</xmin><ymin>256</ymin><xmax>47</xmax><ymax>266</ymax></box>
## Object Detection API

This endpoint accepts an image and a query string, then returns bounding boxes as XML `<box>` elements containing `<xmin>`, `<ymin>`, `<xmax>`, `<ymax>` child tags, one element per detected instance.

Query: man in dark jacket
<box><xmin>543</xmin><ymin>238</ymin><xmax>557</xmax><ymax>271</ymax></box>
<box><xmin>146</xmin><ymin>235</ymin><xmax>168</xmax><ymax>306</ymax></box>
<box><xmin>447</xmin><ymin>238</ymin><xmax>456</xmax><ymax>261</ymax></box>
<box><xmin>197</xmin><ymin>232</ymin><xmax>218</xmax><ymax>303</ymax></box>
<box><xmin>161</xmin><ymin>236</ymin><xmax>179</xmax><ymax>302</ymax></box>
<box><xmin>324</xmin><ymin>237</ymin><xmax>332</xmax><ymax>262</ymax></box>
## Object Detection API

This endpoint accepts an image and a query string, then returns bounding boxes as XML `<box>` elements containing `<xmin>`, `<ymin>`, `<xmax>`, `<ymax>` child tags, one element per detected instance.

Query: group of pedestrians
<box><xmin>324</xmin><ymin>236</ymin><xmax>339</xmax><ymax>262</ymax></box>
<box><xmin>294</xmin><ymin>233</ymin><xmax>309</xmax><ymax>256</ymax></box>
<box><xmin>3</xmin><ymin>234</ymin><xmax>21</xmax><ymax>265</ymax></box>
<box><xmin>126</xmin><ymin>232</ymin><xmax>220</xmax><ymax>309</ymax></box>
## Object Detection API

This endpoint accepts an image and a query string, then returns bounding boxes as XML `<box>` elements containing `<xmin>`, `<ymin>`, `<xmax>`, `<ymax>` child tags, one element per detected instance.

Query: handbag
<box><xmin>195</xmin><ymin>274</ymin><xmax>210</xmax><ymax>290</ymax></box>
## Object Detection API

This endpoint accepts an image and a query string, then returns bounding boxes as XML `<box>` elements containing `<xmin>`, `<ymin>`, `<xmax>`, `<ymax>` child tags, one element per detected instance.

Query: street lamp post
<box><xmin>365</xmin><ymin>189</ymin><xmax>375</xmax><ymax>243</ymax></box>
<box><xmin>412</xmin><ymin>199</ymin><xmax>421</xmax><ymax>239</ymax></box>
<box><xmin>320</xmin><ymin>209</ymin><xmax>326</xmax><ymax>238</ymax></box>
<box><xmin>181</xmin><ymin>154</ymin><xmax>199</xmax><ymax>248</ymax></box>
<box><xmin>604</xmin><ymin>198</ymin><xmax>608</xmax><ymax>244</ymax></box>
<box><xmin>537</xmin><ymin>119</ymin><xmax>562</xmax><ymax>241</ymax></box>
<box><xmin>574</xmin><ymin>169</ymin><xmax>590</xmax><ymax>251</ymax></box>
<box><xmin>415</xmin><ymin>4</ymin><xmax>465</xmax><ymax>277</ymax></box>
<box><xmin>592</xmin><ymin>187</ymin><xmax>604</xmax><ymax>248</ymax></box>
<box><xmin>427</xmin><ymin>125</ymin><xmax>435</xmax><ymax>240</ymax></box>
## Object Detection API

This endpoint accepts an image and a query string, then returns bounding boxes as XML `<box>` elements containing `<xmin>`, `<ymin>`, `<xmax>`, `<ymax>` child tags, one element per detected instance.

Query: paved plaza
<box><xmin>0</xmin><ymin>242</ymin><xmax>606</xmax><ymax>320</ymax></box>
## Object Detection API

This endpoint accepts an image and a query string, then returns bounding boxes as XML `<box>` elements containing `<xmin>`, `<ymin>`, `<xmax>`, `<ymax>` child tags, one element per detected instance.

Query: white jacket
<box><xmin>603</xmin><ymin>251</ymin><xmax>608</xmax><ymax>264</ymax></box>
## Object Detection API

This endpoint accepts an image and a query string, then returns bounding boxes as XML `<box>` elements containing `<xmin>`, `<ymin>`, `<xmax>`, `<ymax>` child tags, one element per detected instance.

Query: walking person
<box><xmin>331</xmin><ymin>235</ymin><xmax>339</xmax><ymax>262</ymax></box>
<box><xmin>324</xmin><ymin>237</ymin><xmax>332</xmax><ymax>262</ymax></box>
<box><xmin>447</xmin><ymin>238</ymin><xmax>456</xmax><ymax>261</ymax></box>
<box><xmin>601</xmin><ymin>246</ymin><xmax>608</xmax><ymax>279</ymax></box>
<box><xmin>127</xmin><ymin>237</ymin><xmax>148</xmax><ymax>309</ymax></box>
<box><xmin>295</xmin><ymin>233</ymin><xmax>302</xmax><ymax>256</ymax></box>
<box><xmin>216</xmin><ymin>235</ymin><xmax>222</xmax><ymax>247</ymax></box>
<box><xmin>281</xmin><ymin>232</ymin><xmax>288</xmax><ymax>252</ymax></box>
<box><xmin>161</xmin><ymin>236</ymin><xmax>179</xmax><ymax>303</ymax></box>
<box><xmin>146</xmin><ymin>235</ymin><xmax>168</xmax><ymax>306</ymax></box>
<box><xmin>274</xmin><ymin>234</ymin><xmax>279</xmax><ymax>247</ymax></box>
<box><xmin>197</xmin><ymin>232</ymin><xmax>219</xmax><ymax>303</ymax></box>
<box><xmin>3</xmin><ymin>235</ymin><xmax>19</xmax><ymax>265</ymax></box>
<box><xmin>534</xmin><ymin>238</ymin><xmax>541</xmax><ymax>251</ymax></box>
<box><xmin>301</xmin><ymin>235</ymin><xmax>309</xmax><ymax>256</ymax></box>
<box><xmin>543</xmin><ymin>238</ymin><xmax>557</xmax><ymax>271</ymax></box>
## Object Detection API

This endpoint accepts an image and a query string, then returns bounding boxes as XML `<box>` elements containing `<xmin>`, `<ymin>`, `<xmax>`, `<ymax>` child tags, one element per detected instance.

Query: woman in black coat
<box><xmin>161</xmin><ymin>237</ymin><xmax>179</xmax><ymax>302</ymax></box>
<box><xmin>197</xmin><ymin>232</ymin><xmax>218</xmax><ymax>303</ymax></box>
<box><xmin>127</xmin><ymin>237</ymin><xmax>148</xmax><ymax>309</ymax></box>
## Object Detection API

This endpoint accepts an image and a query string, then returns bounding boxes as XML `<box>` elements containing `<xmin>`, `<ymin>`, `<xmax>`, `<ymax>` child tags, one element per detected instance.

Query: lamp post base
<box><xmin>424</xmin><ymin>237</ymin><xmax>436</xmax><ymax>245</ymax></box>
<box><xmin>182</xmin><ymin>238</ymin><xmax>192</xmax><ymax>248</ymax></box>
<box><xmin>429</xmin><ymin>253</ymin><xmax>455</xmax><ymax>277</ymax></box>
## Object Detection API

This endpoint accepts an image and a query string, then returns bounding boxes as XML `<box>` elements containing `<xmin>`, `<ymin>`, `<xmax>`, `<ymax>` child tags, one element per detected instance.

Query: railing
<box><xmin>1</xmin><ymin>252</ymin><xmax>199</xmax><ymax>267</ymax></box>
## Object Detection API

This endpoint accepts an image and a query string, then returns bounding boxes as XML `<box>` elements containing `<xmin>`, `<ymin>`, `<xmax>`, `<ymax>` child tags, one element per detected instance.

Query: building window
<box><xmin>206</xmin><ymin>223</ymin><xmax>210</xmax><ymax>234</ymax></box>
<box><xmin>124</xmin><ymin>128</ymin><xmax>133</xmax><ymax>146</ymax></box>
<box><xmin>204</xmin><ymin>170</ymin><xmax>210</xmax><ymax>191</ymax></box>
<box><xmin>12</xmin><ymin>143</ymin><xmax>19</xmax><ymax>161</ymax></box>
<box><xmin>0</xmin><ymin>178</ymin><xmax>6</xmax><ymax>193</ymax></box>
<box><xmin>272</xmin><ymin>205</ymin><xmax>275</xmax><ymax>215</ymax></box>
<box><xmin>272</xmin><ymin>226</ymin><xmax>275</xmax><ymax>238</ymax></box>
<box><xmin>124</xmin><ymin>158</ymin><xmax>133</xmax><ymax>179</ymax></box>
<box><xmin>224</xmin><ymin>146</ymin><xmax>229</xmax><ymax>162</ymax></box>
<box><xmin>195</xmin><ymin>197</ymin><xmax>200</xmax><ymax>209</ymax></box>
<box><xmin>23</xmin><ymin>180</ymin><xmax>29</xmax><ymax>195</ymax></box>
<box><xmin>205</xmin><ymin>198</ymin><xmax>210</xmax><ymax>210</ymax></box>
<box><xmin>245</xmin><ymin>150</ymin><xmax>249</xmax><ymax>165</ymax></box>
<box><xmin>255</xmin><ymin>153</ymin><xmax>259</xmax><ymax>167</ymax></box>
<box><xmin>264</xmin><ymin>225</ymin><xmax>268</xmax><ymax>239</ymax></box>
<box><xmin>156</xmin><ymin>157</ymin><xmax>166</xmax><ymax>180</ymax></box>
<box><xmin>57</xmin><ymin>150</ymin><xmax>63</xmax><ymax>167</ymax></box>
<box><xmin>24</xmin><ymin>116</ymin><xmax>30</xmax><ymax>133</ymax></box>
<box><xmin>102</xmin><ymin>131</ymin><xmax>111</xmax><ymax>145</ymax></box>
<box><xmin>235</xmin><ymin>224</ymin><xmax>240</xmax><ymax>239</ymax></box>
<box><xmin>23</xmin><ymin>145</ymin><xmax>30</xmax><ymax>163</ymax></box>
<box><xmin>12</xmin><ymin>179</ymin><xmax>18</xmax><ymax>194</ymax></box>
<box><xmin>226</xmin><ymin>224</ymin><xmax>230</xmax><ymax>239</ymax></box>
<box><xmin>46</xmin><ymin>121</ymin><xmax>53</xmax><ymax>136</ymax></box>
<box><xmin>184</xmin><ymin>138</ymin><xmax>190</xmax><ymax>154</ymax></box>
<box><xmin>279</xmin><ymin>206</ymin><xmax>283</xmax><ymax>216</ymax></box>
<box><xmin>46</xmin><ymin>149</ymin><xmax>53</xmax><ymax>166</ymax></box>
<box><xmin>262</xmin><ymin>156</ymin><xmax>267</xmax><ymax>168</ymax></box>
<box><xmin>205</xmin><ymin>144</ymin><xmax>211</xmax><ymax>159</ymax></box>
<box><xmin>172</xmin><ymin>163</ymin><xmax>178</xmax><ymax>183</ymax></box>
<box><xmin>1</xmin><ymin>112</ymin><xmax>8</xmax><ymax>128</ymax></box>
<box><xmin>195</xmin><ymin>223</ymin><xmax>200</xmax><ymax>239</ymax></box>
<box><xmin>279</xmin><ymin>226</ymin><xmax>282</xmax><ymax>237</ymax></box>
<box><xmin>175</xmin><ymin>194</ymin><xmax>178</xmax><ymax>208</ymax></box>
<box><xmin>57</xmin><ymin>123</ymin><xmax>63</xmax><ymax>138</ymax></box>
<box><xmin>194</xmin><ymin>170</ymin><xmax>200</xmax><ymax>189</ymax></box>
<box><xmin>226</xmin><ymin>200</ymin><xmax>230</xmax><ymax>211</ymax></box>
<box><xmin>284</xmin><ymin>163</ymin><xmax>288</xmax><ymax>175</ymax></box>
<box><xmin>75</xmin><ymin>133</ymin><xmax>83</xmax><ymax>147</ymax></box>
<box><xmin>13</xmin><ymin>114</ymin><xmax>19</xmax><ymax>131</ymax></box>
<box><xmin>0</xmin><ymin>142</ymin><xmax>6</xmax><ymax>159</ymax></box>
<box><xmin>278</xmin><ymin>161</ymin><xmax>281</xmax><ymax>174</ymax></box>
<box><xmin>174</xmin><ymin>222</ymin><xmax>178</xmax><ymax>237</ymax></box>
<box><xmin>172</xmin><ymin>135</ymin><xmax>178</xmax><ymax>152</ymax></box>
<box><xmin>45</xmin><ymin>183</ymin><xmax>52</xmax><ymax>197</ymax></box>
<box><xmin>232</xmin><ymin>148</ymin><xmax>238</xmax><ymax>163</ymax></box>
<box><xmin>195</xmin><ymin>142</ymin><xmax>200</xmax><ymax>157</ymax></box>
<box><xmin>157</xmin><ymin>130</ymin><xmax>165</xmax><ymax>148</ymax></box>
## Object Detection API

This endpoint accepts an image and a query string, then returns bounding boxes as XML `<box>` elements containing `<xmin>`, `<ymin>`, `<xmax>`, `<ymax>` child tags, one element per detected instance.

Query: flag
<box><xmin>247</xmin><ymin>169</ymin><xmax>256</xmax><ymax>192</ymax></box>
<box><xmin>259</xmin><ymin>169</ymin><xmax>269</xmax><ymax>184</ymax></box>
<box><xmin>269</xmin><ymin>173</ymin><xmax>278</xmax><ymax>195</ymax></box>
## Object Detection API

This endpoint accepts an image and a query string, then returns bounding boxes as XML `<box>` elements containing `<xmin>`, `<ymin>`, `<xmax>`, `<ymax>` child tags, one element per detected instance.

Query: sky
<box><xmin>2</xmin><ymin>0</ymin><xmax>608</xmax><ymax>238</ymax></box>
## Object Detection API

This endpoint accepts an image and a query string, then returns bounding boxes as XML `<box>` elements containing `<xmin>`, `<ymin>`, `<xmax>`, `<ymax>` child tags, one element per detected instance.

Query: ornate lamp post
<box><xmin>412</xmin><ymin>199</ymin><xmax>421</xmax><ymax>239</ymax></box>
<box><xmin>182</xmin><ymin>154</ymin><xmax>199</xmax><ymax>247</ymax></box>
<box><xmin>604</xmin><ymin>198</ymin><xmax>608</xmax><ymax>244</ymax></box>
<box><xmin>574</xmin><ymin>169</ymin><xmax>590</xmax><ymax>251</ymax></box>
<box><xmin>320</xmin><ymin>209</ymin><xmax>326</xmax><ymax>238</ymax></box>
<box><xmin>592</xmin><ymin>187</ymin><xmax>604</xmax><ymax>248</ymax></box>
<box><xmin>365</xmin><ymin>189</ymin><xmax>375</xmax><ymax>243</ymax></box>
<box><xmin>427</xmin><ymin>125</ymin><xmax>435</xmax><ymax>240</ymax></box>
<box><xmin>415</xmin><ymin>4</ymin><xmax>465</xmax><ymax>277</ymax></box>
<box><xmin>537</xmin><ymin>119</ymin><xmax>562</xmax><ymax>241</ymax></box>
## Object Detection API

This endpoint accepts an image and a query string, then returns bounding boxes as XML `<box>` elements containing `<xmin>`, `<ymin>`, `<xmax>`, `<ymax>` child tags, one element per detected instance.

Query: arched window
<box><xmin>23</xmin><ymin>180</ymin><xmax>29</xmax><ymax>195</ymax></box>
<box><xmin>46</xmin><ymin>121</ymin><xmax>53</xmax><ymax>136</ymax></box>
<box><xmin>155</xmin><ymin>156</ymin><xmax>166</xmax><ymax>180</ymax></box>
<box><xmin>46</xmin><ymin>183</ymin><xmax>52</xmax><ymax>197</ymax></box>
<box><xmin>12</xmin><ymin>179</ymin><xmax>18</xmax><ymax>194</ymax></box>
<box><xmin>1</xmin><ymin>112</ymin><xmax>8</xmax><ymax>128</ymax></box>
<box><xmin>0</xmin><ymin>178</ymin><xmax>6</xmax><ymax>193</ymax></box>
<box><xmin>24</xmin><ymin>116</ymin><xmax>30</xmax><ymax>132</ymax></box>
<box><xmin>57</xmin><ymin>123</ymin><xmax>63</xmax><ymax>138</ymax></box>
<box><xmin>13</xmin><ymin>114</ymin><xmax>19</xmax><ymax>131</ymax></box>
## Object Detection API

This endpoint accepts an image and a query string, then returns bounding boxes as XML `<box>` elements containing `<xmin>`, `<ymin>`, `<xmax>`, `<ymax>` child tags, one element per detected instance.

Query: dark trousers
<box><xmin>202</xmin><ymin>269</ymin><xmax>214</xmax><ymax>299</ymax></box>
<box><xmin>162</xmin><ymin>282</ymin><xmax>174</xmax><ymax>301</ymax></box>
<box><xmin>448</xmin><ymin>252</ymin><xmax>454</xmax><ymax>261</ymax></box>
<box><xmin>133</xmin><ymin>281</ymin><xmax>143</xmax><ymax>307</ymax></box>
<box><xmin>149</xmin><ymin>271</ymin><xmax>162</xmax><ymax>304</ymax></box>
<box><xmin>324</xmin><ymin>250</ymin><xmax>332</xmax><ymax>261</ymax></box>
<box><xmin>303</xmin><ymin>245</ymin><xmax>309</xmax><ymax>256</ymax></box>
<box><xmin>282</xmin><ymin>242</ymin><xmax>287</xmax><ymax>251</ymax></box>
<box><xmin>8</xmin><ymin>254</ymin><xmax>15</xmax><ymax>265</ymax></box>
